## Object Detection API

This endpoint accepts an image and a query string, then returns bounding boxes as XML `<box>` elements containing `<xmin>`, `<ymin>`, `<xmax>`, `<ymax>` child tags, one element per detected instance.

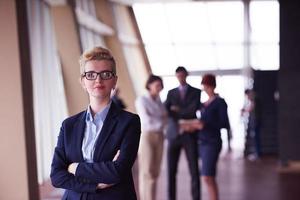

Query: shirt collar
<box><xmin>86</xmin><ymin>101</ymin><xmax>112</xmax><ymax>122</ymax></box>
<box><xmin>179</xmin><ymin>84</ymin><xmax>188</xmax><ymax>91</ymax></box>
<box><xmin>146</xmin><ymin>92</ymin><xmax>160</xmax><ymax>101</ymax></box>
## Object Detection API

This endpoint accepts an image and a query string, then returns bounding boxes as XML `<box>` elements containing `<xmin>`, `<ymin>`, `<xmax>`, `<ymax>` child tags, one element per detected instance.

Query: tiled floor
<box><xmin>40</xmin><ymin>148</ymin><xmax>300</xmax><ymax>200</ymax></box>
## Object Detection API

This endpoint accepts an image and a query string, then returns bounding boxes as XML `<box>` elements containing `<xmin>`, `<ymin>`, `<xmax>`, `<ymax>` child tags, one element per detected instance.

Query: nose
<box><xmin>95</xmin><ymin>74</ymin><xmax>103</xmax><ymax>82</ymax></box>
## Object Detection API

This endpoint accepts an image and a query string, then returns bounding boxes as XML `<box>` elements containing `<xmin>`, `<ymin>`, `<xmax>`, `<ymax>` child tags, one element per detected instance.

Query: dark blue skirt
<box><xmin>199</xmin><ymin>142</ymin><xmax>222</xmax><ymax>176</ymax></box>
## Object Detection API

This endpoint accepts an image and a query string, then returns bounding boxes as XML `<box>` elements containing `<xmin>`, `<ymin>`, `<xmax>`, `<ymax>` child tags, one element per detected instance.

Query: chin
<box><xmin>94</xmin><ymin>93</ymin><xmax>110</xmax><ymax>99</ymax></box>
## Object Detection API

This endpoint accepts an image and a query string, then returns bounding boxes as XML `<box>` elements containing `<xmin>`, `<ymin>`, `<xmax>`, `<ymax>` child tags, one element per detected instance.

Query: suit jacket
<box><xmin>50</xmin><ymin>102</ymin><xmax>141</xmax><ymax>200</ymax></box>
<box><xmin>164</xmin><ymin>84</ymin><xmax>201</xmax><ymax>139</ymax></box>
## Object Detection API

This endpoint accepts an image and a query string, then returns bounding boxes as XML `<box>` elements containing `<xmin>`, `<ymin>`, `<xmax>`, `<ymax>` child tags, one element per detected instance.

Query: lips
<box><xmin>94</xmin><ymin>85</ymin><xmax>105</xmax><ymax>89</ymax></box>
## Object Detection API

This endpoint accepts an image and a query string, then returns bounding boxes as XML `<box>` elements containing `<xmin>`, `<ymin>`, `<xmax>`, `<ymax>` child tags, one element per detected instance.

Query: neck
<box><xmin>207</xmin><ymin>91</ymin><xmax>216</xmax><ymax>98</ymax></box>
<box><xmin>149</xmin><ymin>91</ymin><xmax>158</xmax><ymax>99</ymax></box>
<box><xmin>89</xmin><ymin>96</ymin><xmax>110</xmax><ymax>116</ymax></box>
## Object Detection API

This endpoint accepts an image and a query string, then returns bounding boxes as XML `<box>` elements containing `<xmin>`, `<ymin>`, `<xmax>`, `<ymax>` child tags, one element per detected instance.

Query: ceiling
<box><xmin>109</xmin><ymin>0</ymin><xmax>196</xmax><ymax>5</ymax></box>
<box><xmin>109</xmin><ymin>0</ymin><xmax>270</xmax><ymax>5</ymax></box>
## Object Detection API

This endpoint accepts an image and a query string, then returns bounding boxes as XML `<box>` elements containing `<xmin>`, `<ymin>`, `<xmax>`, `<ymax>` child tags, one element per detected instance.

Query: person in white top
<box><xmin>135</xmin><ymin>74</ymin><xmax>167</xmax><ymax>200</ymax></box>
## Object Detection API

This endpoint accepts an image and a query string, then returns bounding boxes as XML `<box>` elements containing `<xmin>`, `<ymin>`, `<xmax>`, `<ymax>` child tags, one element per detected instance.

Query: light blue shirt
<box><xmin>82</xmin><ymin>102</ymin><xmax>111</xmax><ymax>163</ymax></box>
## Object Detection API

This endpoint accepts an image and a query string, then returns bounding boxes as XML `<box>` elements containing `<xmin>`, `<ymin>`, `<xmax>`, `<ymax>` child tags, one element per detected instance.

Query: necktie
<box><xmin>180</xmin><ymin>88</ymin><xmax>185</xmax><ymax>100</ymax></box>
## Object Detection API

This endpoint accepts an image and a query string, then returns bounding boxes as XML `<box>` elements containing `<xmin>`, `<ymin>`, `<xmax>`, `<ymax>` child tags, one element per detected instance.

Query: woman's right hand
<box><xmin>96</xmin><ymin>150</ymin><xmax>120</xmax><ymax>189</ymax></box>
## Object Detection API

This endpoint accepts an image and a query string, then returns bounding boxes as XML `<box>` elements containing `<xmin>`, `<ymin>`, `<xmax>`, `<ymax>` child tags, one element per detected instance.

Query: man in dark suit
<box><xmin>165</xmin><ymin>66</ymin><xmax>201</xmax><ymax>200</ymax></box>
<box><xmin>50</xmin><ymin>46</ymin><xmax>141</xmax><ymax>200</ymax></box>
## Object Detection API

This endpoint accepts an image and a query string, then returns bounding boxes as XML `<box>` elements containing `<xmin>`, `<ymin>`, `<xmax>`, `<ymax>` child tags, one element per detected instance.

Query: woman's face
<box><xmin>202</xmin><ymin>84</ymin><xmax>214</xmax><ymax>95</ymax></box>
<box><xmin>148</xmin><ymin>80</ymin><xmax>163</xmax><ymax>96</ymax></box>
<box><xmin>81</xmin><ymin>60</ymin><xmax>117</xmax><ymax>100</ymax></box>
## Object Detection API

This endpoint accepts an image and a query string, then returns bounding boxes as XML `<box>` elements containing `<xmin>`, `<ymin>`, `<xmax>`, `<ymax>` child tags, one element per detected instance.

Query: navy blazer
<box><xmin>199</xmin><ymin>97</ymin><xmax>229</xmax><ymax>144</ymax></box>
<box><xmin>164</xmin><ymin>84</ymin><xmax>201</xmax><ymax>139</ymax></box>
<box><xmin>50</xmin><ymin>102</ymin><xmax>141</xmax><ymax>200</ymax></box>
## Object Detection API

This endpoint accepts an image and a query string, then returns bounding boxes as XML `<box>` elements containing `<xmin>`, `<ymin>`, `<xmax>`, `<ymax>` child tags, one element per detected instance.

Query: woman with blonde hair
<box><xmin>51</xmin><ymin>46</ymin><xmax>141</xmax><ymax>200</ymax></box>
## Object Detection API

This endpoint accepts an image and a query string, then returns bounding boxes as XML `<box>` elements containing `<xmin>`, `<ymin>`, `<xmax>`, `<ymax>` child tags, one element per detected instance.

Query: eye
<box><xmin>101</xmin><ymin>71</ymin><xmax>113</xmax><ymax>79</ymax></box>
<box><xmin>85</xmin><ymin>72</ymin><xmax>96</xmax><ymax>79</ymax></box>
<box><xmin>86</xmin><ymin>72</ymin><xmax>93</xmax><ymax>78</ymax></box>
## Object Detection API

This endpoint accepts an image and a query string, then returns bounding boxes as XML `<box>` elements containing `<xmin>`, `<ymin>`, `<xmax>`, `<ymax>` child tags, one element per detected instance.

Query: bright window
<box><xmin>133</xmin><ymin>2</ymin><xmax>244</xmax><ymax>73</ymax></box>
<box><xmin>250</xmin><ymin>1</ymin><xmax>279</xmax><ymax>70</ymax></box>
<box><xmin>133</xmin><ymin>1</ymin><xmax>279</xmax><ymax>73</ymax></box>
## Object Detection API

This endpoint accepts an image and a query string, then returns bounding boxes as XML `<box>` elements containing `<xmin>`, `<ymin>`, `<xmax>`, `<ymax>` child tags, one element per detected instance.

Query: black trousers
<box><xmin>167</xmin><ymin>133</ymin><xmax>200</xmax><ymax>200</ymax></box>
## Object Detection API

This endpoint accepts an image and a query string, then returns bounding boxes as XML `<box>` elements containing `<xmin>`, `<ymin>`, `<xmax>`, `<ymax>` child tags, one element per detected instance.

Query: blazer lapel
<box><xmin>184</xmin><ymin>85</ymin><xmax>192</xmax><ymax>102</ymax></box>
<box><xmin>93</xmin><ymin>102</ymin><xmax>119</xmax><ymax>160</ymax></box>
<box><xmin>73</xmin><ymin>111</ymin><xmax>86</xmax><ymax>161</ymax></box>
<box><xmin>175</xmin><ymin>88</ymin><xmax>183</xmax><ymax>103</ymax></box>
<box><xmin>177</xmin><ymin>85</ymin><xmax>190</xmax><ymax>104</ymax></box>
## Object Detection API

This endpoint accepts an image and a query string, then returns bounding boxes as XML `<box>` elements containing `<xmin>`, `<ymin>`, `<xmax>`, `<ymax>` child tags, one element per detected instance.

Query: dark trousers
<box><xmin>167</xmin><ymin>133</ymin><xmax>200</xmax><ymax>200</ymax></box>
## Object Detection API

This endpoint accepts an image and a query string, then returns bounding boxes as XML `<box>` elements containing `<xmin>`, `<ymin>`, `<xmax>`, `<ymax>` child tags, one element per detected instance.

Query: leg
<box><xmin>202</xmin><ymin>176</ymin><xmax>219</xmax><ymax>200</ymax></box>
<box><xmin>147</xmin><ymin>133</ymin><xmax>164</xmax><ymax>200</ymax></box>
<box><xmin>167</xmin><ymin>138</ymin><xmax>181</xmax><ymax>200</ymax></box>
<box><xmin>138</xmin><ymin>133</ymin><xmax>147</xmax><ymax>200</ymax></box>
<box><xmin>139</xmin><ymin>133</ymin><xmax>164</xmax><ymax>200</ymax></box>
<box><xmin>183</xmin><ymin>134</ymin><xmax>200</xmax><ymax>200</ymax></box>
<box><xmin>200</xmin><ymin>143</ymin><xmax>221</xmax><ymax>200</ymax></box>
<box><xmin>150</xmin><ymin>133</ymin><xmax>164</xmax><ymax>200</ymax></box>
<box><xmin>227</xmin><ymin>129</ymin><xmax>232</xmax><ymax>152</ymax></box>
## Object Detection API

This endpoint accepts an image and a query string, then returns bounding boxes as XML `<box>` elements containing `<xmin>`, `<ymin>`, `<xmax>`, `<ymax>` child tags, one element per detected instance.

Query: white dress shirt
<box><xmin>135</xmin><ymin>93</ymin><xmax>167</xmax><ymax>133</ymax></box>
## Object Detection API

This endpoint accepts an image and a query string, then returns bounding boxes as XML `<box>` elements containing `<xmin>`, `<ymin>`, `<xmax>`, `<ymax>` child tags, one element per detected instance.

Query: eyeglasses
<box><xmin>83</xmin><ymin>70</ymin><xmax>115</xmax><ymax>80</ymax></box>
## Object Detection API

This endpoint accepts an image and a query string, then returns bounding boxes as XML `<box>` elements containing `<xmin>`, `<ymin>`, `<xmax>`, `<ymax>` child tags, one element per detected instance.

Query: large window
<box><xmin>133</xmin><ymin>0</ymin><xmax>279</xmax><ymax>74</ymax></box>
<box><xmin>250</xmin><ymin>1</ymin><xmax>279</xmax><ymax>70</ymax></box>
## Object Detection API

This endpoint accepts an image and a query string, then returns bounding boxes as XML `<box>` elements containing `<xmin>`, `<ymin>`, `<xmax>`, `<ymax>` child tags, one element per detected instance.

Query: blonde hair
<box><xmin>79</xmin><ymin>46</ymin><xmax>116</xmax><ymax>75</ymax></box>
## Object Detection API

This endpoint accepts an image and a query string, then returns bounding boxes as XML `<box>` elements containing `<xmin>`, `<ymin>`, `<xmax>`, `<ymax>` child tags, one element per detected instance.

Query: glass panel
<box><xmin>250</xmin><ymin>1</ymin><xmax>279</xmax><ymax>43</ymax></box>
<box><xmin>251</xmin><ymin>44</ymin><xmax>279</xmax><ymax>70</ymax></box>
<box><xmin>133</xmin><ymin>4</ymin><xmax>171</xmax><ymax>43</ymax></box>
<box><xmin>134</xmin><ymin>2</ymin><xmax>245</xmax><ymax>74</ymax></box>
<box><xmin>165</xmin><ymin>3</ymin><xmax>212</xmax><ymax>43</ymax></box>
<box><xmin>160</xmin><ymin>76</ymin><xmax>177</xmax><ymax>101</ymax></box>
<box><xmin>215</xmin><ymin>45</ymin><xmax>244</xmax><ymax>69</ymax></box>
<box><xmin>216</xmin><ymin>75</ymin><xmax>246</xmax><ymax>150</ymax></box>
<box><xmin>145</xmin><ymin>44</ymin><xmax>177</xmax><ymax>75</ymax></box>
<box><xmin>207</xmin><ymin>2</ymin><xmax>244</xmax><ymax>43</ymax></box>
<box><xmin>174</xmin><ymin>44</ymin><xmax>217</xmax><ymax>70</ymax></box>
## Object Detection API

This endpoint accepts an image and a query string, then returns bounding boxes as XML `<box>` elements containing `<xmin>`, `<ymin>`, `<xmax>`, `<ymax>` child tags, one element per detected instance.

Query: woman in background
<box><xmin>181</xmin><ymin>74</ymin><xmax>229</xmax><ymax>200</ymax></box>
<box><xmin>197</xmin><ymin>74</ymin><xmax>229</xmax><ymax>200</ymax></box>
<box><xmin>135</xmin><ymin>75</ymin><xmax>167</xmax><ymax>200</ymax></box>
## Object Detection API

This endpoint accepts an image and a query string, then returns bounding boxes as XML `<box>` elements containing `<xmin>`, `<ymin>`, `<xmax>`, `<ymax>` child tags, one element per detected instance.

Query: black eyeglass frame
<box><xmin>83</xmin><ymin>70</ymin><xmax>116</xmax><ymax>80</ymax></box>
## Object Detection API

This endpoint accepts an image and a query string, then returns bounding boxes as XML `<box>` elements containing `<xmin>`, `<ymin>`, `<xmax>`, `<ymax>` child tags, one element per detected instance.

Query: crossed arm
<box><xmin>67</xmin><ymin>150</ymin><xmax>120</xmax><ymax>189</ymax></box>
<box><xmin>50</xmin><ymin>115</ymin><xmax>141</xmax><ymax>193</ymax></box>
